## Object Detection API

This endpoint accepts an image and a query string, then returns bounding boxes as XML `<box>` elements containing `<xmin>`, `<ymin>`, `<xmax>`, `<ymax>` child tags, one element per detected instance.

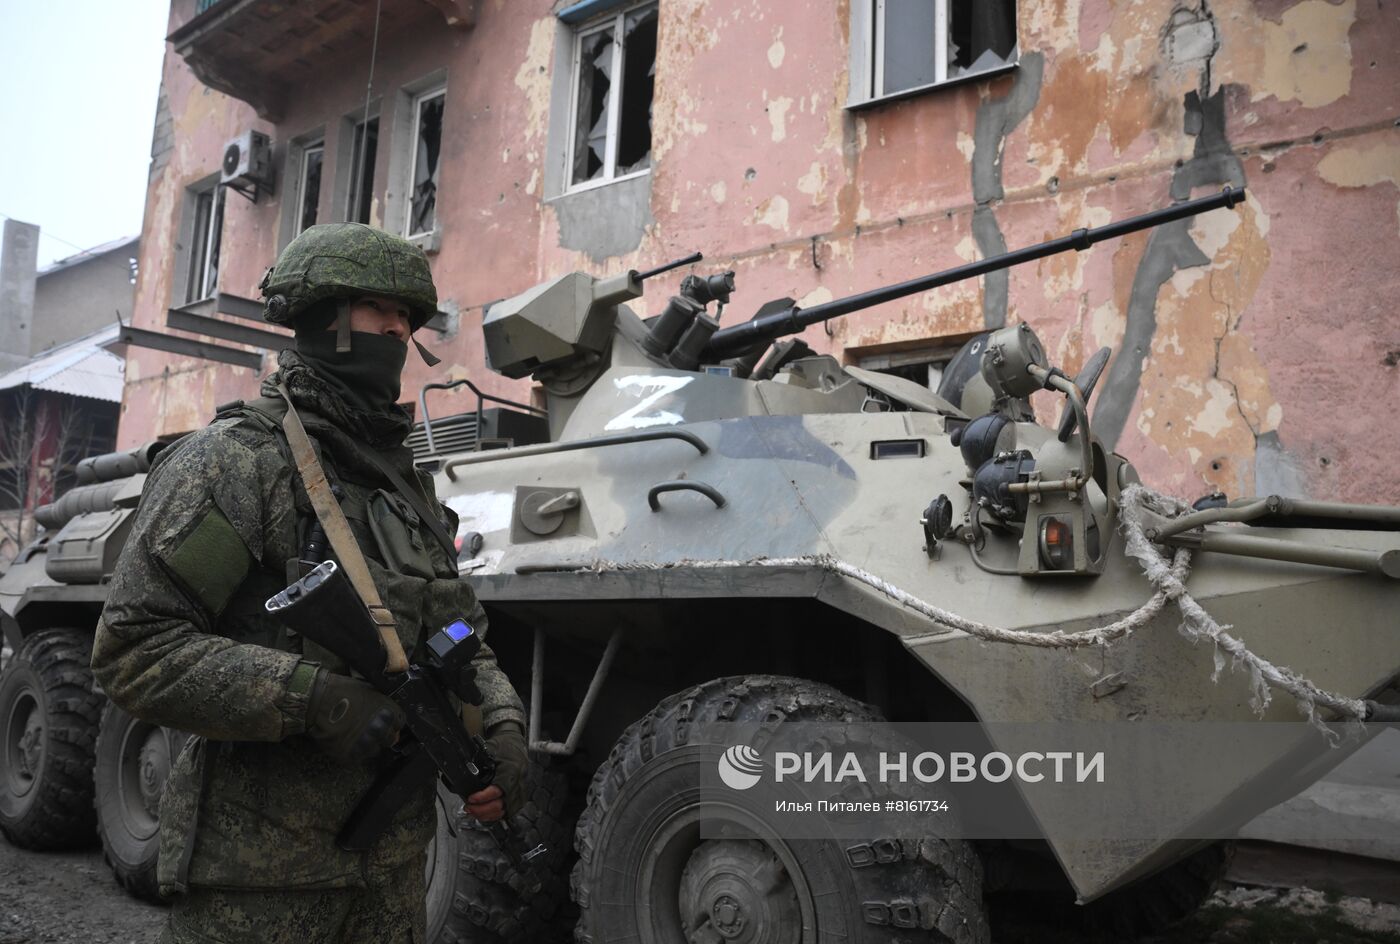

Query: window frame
<box><xmin>849</xmin><ymin>0</ymin><xmax>1019</xmax><ymax>111</ymax></box>
<box><xmin>563</xmin><ymin>0</ymin><xmax>656</xmax><ymax>196</ymax></box>
<box><xmin>345</xmin><ymin>114</ymin><xmax>380</xmax><ymax>224</ymax></box>
<box><xmin>294</xmin><ymin>139</ymin><xmax>325</xmax><ymax>236</ymax></box>
<box><xmin>403</xmin><ymin>85</ymin><xmax>447</xmax><ymax>240</ymax></box>
<box><xmin>184</xmin><ymin>183</ymin><xmax>225</xmax><ymax>304</ymax></box>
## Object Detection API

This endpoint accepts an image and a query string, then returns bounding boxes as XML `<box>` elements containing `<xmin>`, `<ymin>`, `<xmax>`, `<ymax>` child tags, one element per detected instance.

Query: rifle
<box><xmin>265</xmin><ymin>559</ymin><xmax>546</xmax><ymax>871</ymax></box>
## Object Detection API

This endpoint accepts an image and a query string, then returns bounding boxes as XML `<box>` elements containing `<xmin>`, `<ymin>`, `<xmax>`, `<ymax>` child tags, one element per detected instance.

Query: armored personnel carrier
<box><xmin>419</xmin><ymin>187</ymin><xmax>1400</xmax><ymax>942</ymax></box>
<box><xmin>0</xmin><ymin>444</ymin><xmax>184</xmax><ymax>899</ymax></box>
<box><xmin>1</xmin><ymin>188</ymin><xmax>1396</xmax><ymax>944</ymax></box>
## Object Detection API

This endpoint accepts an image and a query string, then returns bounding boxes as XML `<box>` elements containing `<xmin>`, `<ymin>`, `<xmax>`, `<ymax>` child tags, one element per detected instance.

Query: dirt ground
<box><xmin>0</xmin><ymin>843</ymin><xmax>161</xmax><ymax>944</ymax></box>
<box><xmin>1</xmin><ymin>835</ymin><xmax>1398</xmax><ymax>943</ymax></box>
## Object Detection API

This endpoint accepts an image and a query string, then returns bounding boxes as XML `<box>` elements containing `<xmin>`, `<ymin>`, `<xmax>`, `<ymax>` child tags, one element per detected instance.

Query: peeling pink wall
<box><xmin>126</xmin><ymin>0</ymin><xmax>1400</xmax><ymax>504</ymax></box>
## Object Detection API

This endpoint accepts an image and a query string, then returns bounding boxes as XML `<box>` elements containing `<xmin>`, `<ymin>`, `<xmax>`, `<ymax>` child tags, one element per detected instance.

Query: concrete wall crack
<box><xmin>1096</xmin><ymin>2</ymin><xmax>1244</xmax><ymax>452</ymax></box>
<box><xmin>969</xmin><ymin>52</ymin><xmax>1043</xmax><ymax>330</ymax></box>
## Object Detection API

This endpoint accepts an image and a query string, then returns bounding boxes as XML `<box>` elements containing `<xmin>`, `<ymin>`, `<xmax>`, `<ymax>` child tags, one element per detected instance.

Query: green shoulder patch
<box><xmin>162</xmin><ymin>504</ymin><xmax>253</xmax><ymax>616</ymax></box>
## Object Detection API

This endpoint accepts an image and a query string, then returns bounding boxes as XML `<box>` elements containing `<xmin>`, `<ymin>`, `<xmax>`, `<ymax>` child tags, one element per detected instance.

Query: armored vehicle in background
<box><xmin>0</xmin><ymin>443</ymin><xmax>181</xmax><ymax>898</ymax></box>
<box><xmin>418</xmin><ymin>187</ymin><xmax>1400</xmax><ymax>943</ymax></box>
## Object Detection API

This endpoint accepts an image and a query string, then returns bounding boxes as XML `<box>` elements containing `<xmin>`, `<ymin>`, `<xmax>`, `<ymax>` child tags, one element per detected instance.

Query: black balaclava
<box><xmin>293</xmin><ymin>300</ymin><xmax>409</xmax><ymax>414</ymax></box>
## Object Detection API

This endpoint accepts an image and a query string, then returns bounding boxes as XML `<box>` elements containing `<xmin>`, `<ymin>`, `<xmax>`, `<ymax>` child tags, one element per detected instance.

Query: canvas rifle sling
<box><xmin>277</xmin><ymin>382</ymin><xmax>409</xmax><ymax>674</ymax></box>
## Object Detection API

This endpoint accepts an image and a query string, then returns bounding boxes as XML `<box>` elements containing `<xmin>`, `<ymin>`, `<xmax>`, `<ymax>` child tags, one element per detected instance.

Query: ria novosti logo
<box><xmin>715</xmin><ymin>743</ymin><xmax>1105</xmax><ymax>790</ymax></box>
<box><xmin>717</xmin><ymin>745</ymin><xmax>764</xmax><ymax>790</ymax></box>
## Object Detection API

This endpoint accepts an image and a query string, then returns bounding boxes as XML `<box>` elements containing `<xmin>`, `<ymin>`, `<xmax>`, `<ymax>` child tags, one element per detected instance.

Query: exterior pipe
<box><xmin>528</xmin><ymin>628</ymin><xmax>624</xmax><ymax>757</ymax></box>
<box><xmin>1155</xmin><ymin>496</ymin><xmax>1400</xmax><ymax>539</ymax></box>
<box><xmin>1163</xmin><ymin>530</ymin><xmax>1400</xmax><ymax>579</ymax></box>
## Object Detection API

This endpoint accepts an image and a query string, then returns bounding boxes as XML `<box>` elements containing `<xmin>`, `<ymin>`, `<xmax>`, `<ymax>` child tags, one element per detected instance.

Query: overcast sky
<box><xmin>0</xmin><ymin>2</ymin><xmax>169</xmax><ymax>269</ymax></box>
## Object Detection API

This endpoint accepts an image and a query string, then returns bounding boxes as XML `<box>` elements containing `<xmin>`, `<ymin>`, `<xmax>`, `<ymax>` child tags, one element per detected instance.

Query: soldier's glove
<box><xmin>486</xmin><ymin>719</ymin><xmax>528</xmax><ymax>819</ymax></box>
<box><xmin>306</xmin><ymin>668</ymin><xmax>406</xmax><ymax>765</ymax></box>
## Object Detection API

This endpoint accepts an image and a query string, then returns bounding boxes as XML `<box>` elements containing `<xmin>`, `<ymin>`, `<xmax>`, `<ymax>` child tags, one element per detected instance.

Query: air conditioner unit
<box><xmin>220</xmin><ymin>130</ymin><xmax>273</xmax><ymax>200</ymax></box>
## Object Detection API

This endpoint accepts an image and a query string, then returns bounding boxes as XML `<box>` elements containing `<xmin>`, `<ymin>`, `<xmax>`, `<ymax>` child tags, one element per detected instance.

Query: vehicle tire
<box><xmin>0</xmin><ymin>629</ymin><xmax>104</xmax><ymax>849</ymax></box>
<box><xmin>436</xmin><ymin>755</ymin><xmax>578</xmax><ymax>943</ymax></box>
<box><xmin>426</xmin><ymin>781</ymin><xmax>460</xmax><ymax>943</ymax></box>
<box><xmin>572</xmin><ymin>675</ymin><xmax>989</xmax><ymax>944</ymax></box>
<box><xmin>93</xmin><ymin>700</ymin><xmax>187</xmax><ymax>902</ymax></box>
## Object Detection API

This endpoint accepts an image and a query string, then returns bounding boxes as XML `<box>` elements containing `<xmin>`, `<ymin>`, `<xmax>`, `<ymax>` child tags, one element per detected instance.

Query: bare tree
<box><xmin>0</xmin><ymin>387</ymin><xmax>93</xmax><ymax>561</ymax></box>
<box><xmin>0</xmin><ymin>386</ymin><xmax>40</xmax><ymax>557</ymax></box>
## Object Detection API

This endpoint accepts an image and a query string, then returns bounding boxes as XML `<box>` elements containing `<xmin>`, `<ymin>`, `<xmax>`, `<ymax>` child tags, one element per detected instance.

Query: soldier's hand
<box><xmin>463</xmin><ymin>784</ymin><xmax>505</xmax><ymax>822</ymax></box>
<box><xmin>305</xmin><ymin>667</ymin><xmax>405</xmax><ymax>765</ymax></box>
<box><xmin>483</xmin><ymin>719</ymin><xmax>528</xmax><ymax>820</ymax></box>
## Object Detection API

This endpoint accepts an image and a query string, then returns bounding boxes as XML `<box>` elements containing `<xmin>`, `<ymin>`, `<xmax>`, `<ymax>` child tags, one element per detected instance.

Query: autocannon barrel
<box><xmin>703</xmin><ymin>187</ymin><xmax>1246</xmax><ymax>361</ymax></box>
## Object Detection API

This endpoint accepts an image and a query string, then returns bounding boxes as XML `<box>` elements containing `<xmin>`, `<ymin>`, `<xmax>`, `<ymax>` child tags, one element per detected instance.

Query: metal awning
<box><xmin>0</xmin><ymin>325</ymin><xmax>125</xmax><ymax>403</ymax></box>
<box><xmin>99</xmin><ymin>293</ymin><xmax>291</xmax><ymax>371</ymax></box>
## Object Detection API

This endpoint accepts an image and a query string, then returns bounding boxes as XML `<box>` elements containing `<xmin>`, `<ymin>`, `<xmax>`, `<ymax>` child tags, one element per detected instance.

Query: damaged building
<box><xmin>0</xmin><ymin>222</ymin><xmax>131</xmax><ymax>556</ymax></box>
<box><xmin>119</xmin><ymin>0</ymin><xmax>1399</xmax><ymax>505</ymax></box>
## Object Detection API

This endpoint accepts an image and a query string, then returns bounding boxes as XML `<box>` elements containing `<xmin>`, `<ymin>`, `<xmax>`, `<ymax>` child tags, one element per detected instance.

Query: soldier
<box><xmin>91</xmin><ymin>223</ymin><xmax>528</xmax><ymax>943</ymax></box>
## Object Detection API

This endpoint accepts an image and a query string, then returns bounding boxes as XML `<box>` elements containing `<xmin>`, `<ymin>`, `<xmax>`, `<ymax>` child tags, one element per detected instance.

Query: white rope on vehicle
<box><xmin>1116</xmin><ymin>484</ymin><xmax>1367</xmax><ymax>733</ymax></box>
<box><xmin>565</xmin><ymin>483</ymin><xmax>1368</xmax><ymax>734</ymax></box>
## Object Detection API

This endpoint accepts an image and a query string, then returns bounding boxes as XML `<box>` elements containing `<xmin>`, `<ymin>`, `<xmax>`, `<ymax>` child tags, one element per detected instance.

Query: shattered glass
<box><xmin>880</xmin><ymin>0</ymin><xmax>1018</xmax><ymax>95</ymax></box>
<box><xmin>569</xmin><ymin>3</ymin><xmax>657</xmax><ymax>188</ymax></box>
<box><xmin>616</xmin><ymin>5</ymin><xmax>657</xmax><ymax>176</ymax></box>
<box><xmin>949</xmin><ymin>0</ymin><xmax>1016</xmax><ymax>76</ymax></box>
<box><xmin>409</xmin><ymin>93</ymin><xmax>444</xmax><ymax>236</ymax></box>
<box><xmin>572</xmin><ymin>27</ymin><xmax>614</xmax><ymax>186</ymax></box>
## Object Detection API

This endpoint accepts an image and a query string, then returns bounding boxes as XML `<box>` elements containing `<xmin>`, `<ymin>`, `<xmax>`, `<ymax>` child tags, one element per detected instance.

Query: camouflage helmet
<box><xmin>259</xmin><ymin>223</ymin><xmax>438</xmax><ymax>330</ymax></box>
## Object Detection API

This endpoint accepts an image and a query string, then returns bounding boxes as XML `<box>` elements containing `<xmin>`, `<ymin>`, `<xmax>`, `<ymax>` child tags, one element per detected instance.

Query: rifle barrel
<box><xmin>704</xmin><ymin>187</ymin><xmax>1245</xmax><ymax>360</ymax></box>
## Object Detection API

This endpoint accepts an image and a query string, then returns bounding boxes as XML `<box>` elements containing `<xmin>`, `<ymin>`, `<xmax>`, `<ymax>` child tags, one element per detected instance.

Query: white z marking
<box><xmin>604</xmin><ymin>375</ymin><xmax>695</xmax><ymax>431</ymax></box>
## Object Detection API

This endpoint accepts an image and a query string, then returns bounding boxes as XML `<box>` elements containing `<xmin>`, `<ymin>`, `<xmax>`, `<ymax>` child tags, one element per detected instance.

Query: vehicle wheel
<box><xmin>426</xmin><ymin>781</ymin><xmax>459</xmax><ymax>943</ymax></box>
<box><xmin>0</xmin><ymin>629</ymin><xmax>104</xmax><ymax>849</ymax></box>
<box><xmin>572</xmin><ymin>675</ymin><xmax>989</xmax><ymax>944</ymax></box>
<box><xmin>93</xmin><ymin>700</ymin><xmax>187</xmax><ymax>901</ymax></box>
<box><xmin>436</xmin><ymin>755</ymin><xmax>578</xmax><ymax>943</ymax></box>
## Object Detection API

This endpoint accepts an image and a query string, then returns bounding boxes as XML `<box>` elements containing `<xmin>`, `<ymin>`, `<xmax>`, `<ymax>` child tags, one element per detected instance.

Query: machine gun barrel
<box><xmin>635</xmin><ymin>250</ymin><xmax>703</xmax><ymax>281</ymax></box>
<box><xmin>704</xmin><ymin>187</ymin><xmax>1246</xmax><ymax>361</ymax></box>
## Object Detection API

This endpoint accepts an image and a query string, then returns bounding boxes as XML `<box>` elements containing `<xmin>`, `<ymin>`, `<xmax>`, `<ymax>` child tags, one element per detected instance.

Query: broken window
<box><xmin>858</xmin><ymin>344</ymin><xmax>961</xmax><ymax>394</ymax></box>
<box><xmin>569</xmin><ymin>2</ymin><xmax>657</xmax><ymax>190</ymax></box>
<box><xmin>870</xmin><ymin>0</ymin><xmax>1017</xmax><ymax>100</ymax></box>
<box><xmin>185</xmin><ymin>184</ymin><xmax>224</xmax><ymax>303</ymax></box>
<box><xmin>346</xmin><ymin>116</ymin><xmax>379</xmax><ymax>225</ymax></box>
<box><xmin>296</xmin><ymin>141</ymin><xmax>323</xmax><ymax>234</ymax></box>
<box><xmin>406</xmin><ymin>89</ymin><xmax>445</xmax><ymax>237</ymax></box>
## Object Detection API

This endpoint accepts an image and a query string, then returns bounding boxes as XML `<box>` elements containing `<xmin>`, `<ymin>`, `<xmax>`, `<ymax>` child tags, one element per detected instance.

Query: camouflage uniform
<box><xmin>91</xmin><ymin>227</ymin><xmax>525</xmax><ymax>943</ymax></box>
